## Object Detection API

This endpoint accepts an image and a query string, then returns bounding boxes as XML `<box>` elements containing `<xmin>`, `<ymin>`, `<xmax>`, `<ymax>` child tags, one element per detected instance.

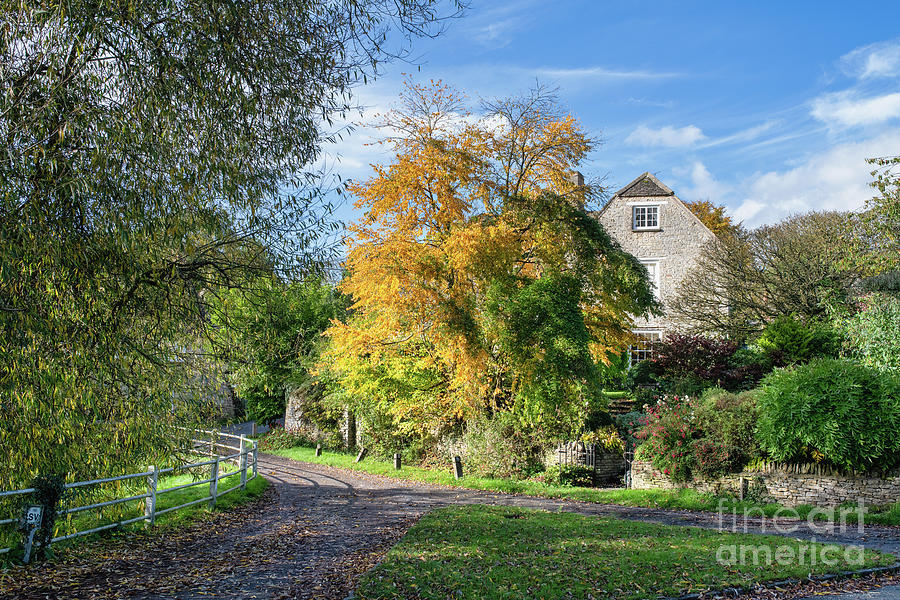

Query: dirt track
<box><xmin>1</xmin><ymin>453</ymin><xmax>898</xmax><ymax>599</ymax></box>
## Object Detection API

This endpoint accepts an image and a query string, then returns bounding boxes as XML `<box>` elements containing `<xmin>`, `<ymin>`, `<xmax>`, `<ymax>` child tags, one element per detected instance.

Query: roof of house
<box><xmin>593</xmin><ymin>172</ymin><xmax>716</xmax><ymax>237</ymax></box>
<box><xmin>613</xmin><ymin>172</ymin><xmax>674</xmax><ymax>198</ymax></box>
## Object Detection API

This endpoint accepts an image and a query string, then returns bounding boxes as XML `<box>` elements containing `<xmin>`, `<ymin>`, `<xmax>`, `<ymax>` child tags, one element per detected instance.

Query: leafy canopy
<box><xmin>212</xmin><ymin>278</ymin><xmax>346</xmax><ymax>422</ymax></box>
<box><xmin>672</xmin><ymin>211</ymin><xmax>869</xmax><ymax>339</ymax></box>
<box><xmin>326</xmin><ymin>80</ymin><xmax>656</xmax><ymax>447</ymax></box>
<box><xmin>0</xmin><ymin>0</ymin><xmax>461</xmax><ymax>488</ymax></box>
<box><xmin>757</xmin><ymin>358</ymin><xmax>900</xmax><ymax>473</ymax></box>
<box><xmin>683</xmin><ymin>199</ymin><xmax>738</xmax><ymax>238</ymax></box>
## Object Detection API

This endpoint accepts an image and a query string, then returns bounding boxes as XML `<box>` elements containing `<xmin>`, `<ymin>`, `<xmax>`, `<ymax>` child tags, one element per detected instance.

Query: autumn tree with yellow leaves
<box><xmin>324</xmin><ymin>80</ymin><xmax>657</xmax><ymax>456</ymax></box>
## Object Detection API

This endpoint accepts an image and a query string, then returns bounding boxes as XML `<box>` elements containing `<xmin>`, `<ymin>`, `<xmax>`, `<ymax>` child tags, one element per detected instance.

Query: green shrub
<box><xmin>537</xmin><ymin>464</ymin><xmax>596</xmax><ymax>487</ymax></box>
<box><xmin>458</xmin><ymin>413</ymin><xmax>546</xmax><ymax>480</ymax></box>
<box><xmin>357</xmin><ymin>408</ymin><xmax>433</xmax><ymax>463</ymax></box>
<box><xmin>625</xmin><ymin>360</ymin><xmax>654</xmax><ymax>390</ymax></box>
<box><xmin>755</xmin><ymin>315</ymin><xmax>842</xmax><ymax>366</ymax></box>
<box><xmin>838</xmin><ymin>293</ymin><xmax>900</xmax><ymax>372</ymax></box>
<box><xmin>258</xmin><ymin>427</ymin><xmax>314</xmax><ymax>451</ymax></box>
<box><xmin>693</xmin><ymin>388</ymin><xmax>759</xmax><ymax>478</ymax></box>
<box><xmin>580</xmin><ymin>426</ymin><xmax>625</xmax><ymax>455</ymax></box>
<box><xmin>598</xmin><ymin>352</ymin><xmax>630</xmax><ymax>390</ymax></box>
<box><xmin>614</xmin><ymin>411</ymin><xmax>648</xmax><ymax>452</ymax></box>
<box><xmin>637</xmin><ymin>390</ymin><xmax>761</xmax><ymax>482</ymax></box>
<box><xmin>757</xmin><ymin>358</ymin><xmax>900</xmax><ymax>472</ymax></box>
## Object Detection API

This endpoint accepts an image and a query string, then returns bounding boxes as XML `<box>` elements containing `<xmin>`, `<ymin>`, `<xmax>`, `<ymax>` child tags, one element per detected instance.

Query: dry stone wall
<box><xmin>631</xmin><ymin>460</ymin><xmax>900</xmax><ymax>508</ymax></box>
<box><xmin>549</xmin><ymin>442</ymin><xmax>627</xmax><ymax>484</ymax></box>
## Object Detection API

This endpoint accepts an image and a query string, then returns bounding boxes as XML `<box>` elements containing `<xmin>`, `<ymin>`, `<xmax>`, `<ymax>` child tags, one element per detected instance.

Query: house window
<box><xmin>632</xmin><ymin>205</ymin><xmax>659</xmax><ymax>230</ymax></box>
<box><xmin>640</xmin><ymin>260</ymin><xmax>660</xmax><ymax>299</ymax></box>
<box><xmin>629</xmin><ymin>330</ymin><xmax>661</xmax><ymax>365</ymax></box>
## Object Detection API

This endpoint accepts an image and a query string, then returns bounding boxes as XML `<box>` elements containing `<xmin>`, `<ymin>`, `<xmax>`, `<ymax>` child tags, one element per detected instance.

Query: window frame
<box><xmin>639</xmin><ymin>259</ymin><xmax>661</xmax><ymax>300</ymax></box>
<box><xmin>631</xmin><ymin>204</ymin><xmax>660</xmax><ymax>231</ymax></box>
<box><xmin>629</xmin><ymin>329</ymin><xmax>661</xmax><ymax>366</ymax></box>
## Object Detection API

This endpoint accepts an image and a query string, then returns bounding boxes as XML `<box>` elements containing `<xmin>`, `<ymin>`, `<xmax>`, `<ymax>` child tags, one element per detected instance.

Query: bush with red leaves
<box><xmin>648</xmin><ymin>333</ymin><xmax>767</xmax><ymax>393</ymax></box>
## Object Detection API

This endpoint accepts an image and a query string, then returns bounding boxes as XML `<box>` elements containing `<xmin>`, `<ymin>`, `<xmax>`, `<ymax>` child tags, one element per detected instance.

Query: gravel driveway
<box><xmin>1</xmin><ymin>453</ymin><xmax>897</xmax><ymax>599</ymax></box>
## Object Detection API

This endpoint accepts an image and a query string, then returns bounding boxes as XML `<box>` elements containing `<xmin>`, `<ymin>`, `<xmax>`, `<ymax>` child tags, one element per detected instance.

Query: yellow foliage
<box><xmin>325</xmin><ymin>79</ymin><xmax>654</xmax><ymax>438</ymax></box>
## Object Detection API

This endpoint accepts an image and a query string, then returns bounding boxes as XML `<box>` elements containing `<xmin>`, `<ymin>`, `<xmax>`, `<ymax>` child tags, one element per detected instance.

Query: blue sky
<box><xmin>323</xmin><ymin>0</ymin><xmax>900</xmax><ymax>228</ymax></box>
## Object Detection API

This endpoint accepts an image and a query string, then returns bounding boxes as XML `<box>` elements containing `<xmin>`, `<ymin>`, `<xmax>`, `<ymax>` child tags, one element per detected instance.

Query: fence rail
<box><xmin>0</xmin><ymin>429</ymin><xmax>258</xmax><ymax>561</ymax></box>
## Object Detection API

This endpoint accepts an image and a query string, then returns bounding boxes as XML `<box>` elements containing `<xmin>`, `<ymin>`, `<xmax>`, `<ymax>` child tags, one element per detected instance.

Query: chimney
<box><xmin>568</xmin><ymin>170</ymin><xmax>585</xmax><ymax>187</ymax></box>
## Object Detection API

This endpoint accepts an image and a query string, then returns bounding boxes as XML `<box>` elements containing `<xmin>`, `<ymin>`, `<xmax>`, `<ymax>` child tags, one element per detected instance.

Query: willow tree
<box><xmin>0</xmin><ymin>0</ymin><xmax>462</xmax><ymax>489</ymax></box>
<box><xmin>326</xmin><ymin>81</ymin><xmax>656</xmax><ymax>450</ymax></box>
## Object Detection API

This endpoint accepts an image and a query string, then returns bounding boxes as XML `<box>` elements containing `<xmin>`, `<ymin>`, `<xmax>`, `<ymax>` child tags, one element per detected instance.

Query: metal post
<box><xmin>315</xmin><ymin>444</ymin><xmax>322</xmax><ymax>457</ymax></box>
<box><xmin>252</xmin><ymin>441</ymin><xmax>258</xmax><ymax>478</ymax></box>
<box><xmin>239</xmin><ymin>436</ymin><xmax>248</xmax><ymax>490</ymax></box>
<box><xmin>209</xmin><ymin>457</ymin><xmax>219</xmax><ymax>509</ymax></box>
<box><xmin>145</xmin><ymin>465</ymin><xmax>158</xmax><ymax>526</ymax></box>
<box><xmin>393</xmin><ymin>453</ymin><xmax>401</xmax><ymax>470</ymax></box>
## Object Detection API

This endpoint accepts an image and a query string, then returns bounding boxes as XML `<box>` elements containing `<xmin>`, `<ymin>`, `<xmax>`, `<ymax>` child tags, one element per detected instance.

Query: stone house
<box><xmin>593</xmin><ymin>172</ymin><xmax>716</xmax><ymax>361</ymax></box>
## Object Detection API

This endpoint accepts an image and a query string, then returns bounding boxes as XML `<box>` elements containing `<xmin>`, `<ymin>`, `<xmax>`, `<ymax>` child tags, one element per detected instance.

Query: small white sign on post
<box><xmin>20</xmin><ymin>505</ymin><xmax>43</xmax><ymax>564</ymax></box>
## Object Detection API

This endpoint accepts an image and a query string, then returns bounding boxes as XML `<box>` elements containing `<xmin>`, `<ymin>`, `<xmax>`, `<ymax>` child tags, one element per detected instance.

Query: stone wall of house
<box><xmin>631</xmin><ymin>460</ymin><xmax>900</xmax><ymax>508</ymax></box>
<box><xmin>593</xmin><ymin>182</ymin><xmax>716</xmax><ymax>332</ymax></box>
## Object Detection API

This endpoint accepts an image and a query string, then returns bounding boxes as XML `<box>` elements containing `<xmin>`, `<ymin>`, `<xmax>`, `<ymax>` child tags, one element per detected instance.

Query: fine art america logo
<box><xmin>715</xmin><ymin>499</ymin><xmax>868</xmax><ymax>567</ymax></box>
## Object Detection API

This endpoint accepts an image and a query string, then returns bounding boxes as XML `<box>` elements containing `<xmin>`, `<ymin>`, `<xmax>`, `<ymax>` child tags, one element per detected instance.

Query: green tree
<box><xmin>0</xmin><ymin>0</ymin><xmax>461</xmax><ymax>489</ymax></box>
<box><xmin>865</xmin><ymin>156</ymin><xmax>900</xmax><ymax>273</ymax></box>
<box><xmin>213</xmin><ymin>277</ymin><xmax>346</xmax><ymax>422</ymax></box>
<box><xmin>671</xmin><ymin>212</ymin><xmax>868</xmax><ymax>339</ymax></box>
<box><xmin>326</xmin><ymin>81</ymin><xmax>657</xmax><ymax>455</ymax></box>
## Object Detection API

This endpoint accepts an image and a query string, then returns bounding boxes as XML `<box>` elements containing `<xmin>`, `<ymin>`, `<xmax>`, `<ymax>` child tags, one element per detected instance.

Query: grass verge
<box><xmin>1</xmin><ymin>470</ymin><xmax>268</xmax><ymax>564</ymax></box>
<box><xmin>270</xmin><ymin>446</ymin><xmax>900</xmax><ymax>526</ymax></box>
<box><xmin>356</xmin><ymin>505</ymin><xmax>894</xmax><ymax>600</ymax></box>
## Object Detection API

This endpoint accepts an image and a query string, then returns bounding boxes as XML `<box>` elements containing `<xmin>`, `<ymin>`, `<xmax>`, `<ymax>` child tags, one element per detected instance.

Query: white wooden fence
<box><xmin>0</xmin><ymin>429</ymin><xmax>258</xmax><ymax>560</ymax></box>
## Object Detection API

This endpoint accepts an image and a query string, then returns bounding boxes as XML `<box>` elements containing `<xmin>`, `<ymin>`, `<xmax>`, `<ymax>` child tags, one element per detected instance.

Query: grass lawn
<box><xmin>270</xmin><ymin>446</ymin><xmax>900</xmax><ymax>526</ymax></box>
<box><xmin>356</xmin><ymin>505</ymin><xmax>895</xmax><ymax>600</ymax></box>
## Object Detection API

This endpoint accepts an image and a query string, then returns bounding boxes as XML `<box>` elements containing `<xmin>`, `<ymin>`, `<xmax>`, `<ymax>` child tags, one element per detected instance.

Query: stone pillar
<box><xmin>344</xmin><ymin>408</ymin><xmax>357</xmax><ymax>449</ymax></box>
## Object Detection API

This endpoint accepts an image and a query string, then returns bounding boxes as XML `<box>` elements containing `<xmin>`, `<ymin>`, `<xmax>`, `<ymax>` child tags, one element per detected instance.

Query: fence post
<box><xmin>252</xmin><ymin>441</ymin><xmax>258</xmax><ymax>478</ymax></box>
<box><xmin>145</xmin><ymin>465</ymin><xmax>158</xmax><ymax>526</ymax></box>
<box><xmin>209</xmin><ymin>456</ymin><xmax>219</xmax><ymax>509</ymax></box>
<box><xmin>240</xmin><ymin>435</ymin><xmax>248</xmax><ymax>490</ymax></box>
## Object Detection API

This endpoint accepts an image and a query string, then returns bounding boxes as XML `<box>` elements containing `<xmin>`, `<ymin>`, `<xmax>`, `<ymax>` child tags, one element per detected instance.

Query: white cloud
<box><xmin>625</xmin><ymin>124</ymin><xmax>706</xmax><ymax>148</ymax></box>
<box><xmin>840</xmin><ymin>40</ymin><xmax>900</xmax><ymax>79</ymax></box>
<box><xmin>537</xmin><ymin>66</ymin><xmax>681</xmax><ymax>81</ymax></box>
<box><xmin>699</xmin><ymin>120</ymin><xmax>780</xmax><ymax>149</ymax></box>
<box><xmin>733</xmin><ymin>128</ymin><xmax>900</xmax><ymax>227</ymax></box>
<box><xmin>811</xmin><ymin>90</ymin><xmax>900</xmax><ymax>127</ymax></box>
<box><xmin>473</xmin><ymin>17</ymin><xmax>527</xmax><ymax>48</ymax></box>
<box><xmin>682</xmin><ymin>161</ymin><xmax>730</xmax><ymax>201</ymax></box>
